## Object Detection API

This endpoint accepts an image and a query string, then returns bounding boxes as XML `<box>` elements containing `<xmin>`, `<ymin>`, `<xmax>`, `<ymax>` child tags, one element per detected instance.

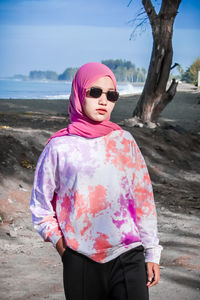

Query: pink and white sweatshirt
<box><xmin>30</xmin><ymin>130</ymin><xmax>162</xmax><ymax>264</ymax></box>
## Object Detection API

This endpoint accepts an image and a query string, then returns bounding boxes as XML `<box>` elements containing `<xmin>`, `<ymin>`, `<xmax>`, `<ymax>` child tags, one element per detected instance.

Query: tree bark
<box><xmin>132</xmin><ymin>0</ymin><xmax>181</xmax><ymax>126</ymax></box>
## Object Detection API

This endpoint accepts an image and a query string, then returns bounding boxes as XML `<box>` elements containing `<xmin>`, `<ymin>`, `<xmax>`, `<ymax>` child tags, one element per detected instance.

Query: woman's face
<box><xmin>83</xmin><ymin>76</ymin><xmax>116</xmax><ymax>122</ymax></box>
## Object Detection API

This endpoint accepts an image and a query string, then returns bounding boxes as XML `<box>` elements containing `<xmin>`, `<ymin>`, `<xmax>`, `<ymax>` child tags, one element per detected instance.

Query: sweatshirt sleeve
<box><xmin>30</xmin><ymin>142</ymin><xmax>63</xmax><ymax>247</ymax></box>
<box><xmin>131</xmin><ymin>137</ymin><xmax>163</xmax><ymax>264</ymax></box>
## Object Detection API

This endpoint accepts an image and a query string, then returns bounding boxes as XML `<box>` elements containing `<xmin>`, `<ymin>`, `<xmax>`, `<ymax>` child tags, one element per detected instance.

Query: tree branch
<box><xmin>166</xmin><ymin>78</ymin><xmax>178</xmax><ymax>99</ymax></box>
<box><xmin>127</xmin><ymin>0</ymin><xmax>133</xmax><ymax>7</ymax></box>
<box><xmin>129</xmin><ymin>16</ymin><xmax>149</xmax><ymax>40</ymax></box>
<box><xmin>170</xmin><ymin>63</ymin><xmax>180</xmax><ymax>70</ymax></box>
<box><xmin>142</xmin><ymin>0</ymin><xmax>157</xmax><ymax>23</ymax></box>
<box><xmin>159</xmin><ymin>0</ymin><xmax>182</xmax><ymax>16</ymax></box>
<box><xmin>151</xmin><ymin>79</ymin><xmax>178</xmax><ymax>122</ymax></box>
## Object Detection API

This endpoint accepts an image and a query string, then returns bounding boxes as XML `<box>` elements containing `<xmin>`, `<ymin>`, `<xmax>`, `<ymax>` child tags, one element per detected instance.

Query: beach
<box><xmin>0</xmin><ymin>83</ymin><xmax>200</xmax><ymax>299</ymax></box>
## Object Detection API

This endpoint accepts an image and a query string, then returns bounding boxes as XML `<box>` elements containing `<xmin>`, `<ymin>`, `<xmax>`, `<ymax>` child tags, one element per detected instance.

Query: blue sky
<box><xmin>0</xmin><ymin>0</ymin><xmax>199</xmax><ymax>77</ymax></box>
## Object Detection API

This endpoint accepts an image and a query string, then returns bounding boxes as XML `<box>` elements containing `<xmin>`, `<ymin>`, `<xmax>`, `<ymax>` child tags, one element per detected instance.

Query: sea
<box><xmin>0</xmin><ymin>79</ymin><xmax>143</xmax><ymax>100</ymax></box>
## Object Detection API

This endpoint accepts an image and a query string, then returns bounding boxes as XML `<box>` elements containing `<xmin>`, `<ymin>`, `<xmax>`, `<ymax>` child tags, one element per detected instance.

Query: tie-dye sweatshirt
<box><xmin>30</xmin><ymin>129</ymin><xmax>162</xmax><ymax>264</ymax></box>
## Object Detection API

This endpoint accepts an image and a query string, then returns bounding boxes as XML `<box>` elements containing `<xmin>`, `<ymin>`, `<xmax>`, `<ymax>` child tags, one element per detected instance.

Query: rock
<box><xmin>19</xmin><ymin>184</ymin><xmax>28</xmax><ymax>192</ymax></box>
<box><xmin>155</xmin><ymin>145</ymin><xmax>164</xmax><ymax>152</ymax></box>
<box><xmin>145</xmin><ymin>121</ymin><xmax>157</xmax><ymax>129</ymax></box>
<box><xmin>8</xmin><ymin>198</ymin><xmax>14</xmax><ymax>203</ymax></box>
<box><xmin>159</xmin><ymin>178</ymin><xmax>167</xmax><ymax>184</ymax></box>
<box><xmin>124</xmin><ymin>117</ymin><xmax>144</xmax><ymax>128</ymax></box>
<box><xmin>7</xmin><ymin>229</ymin><xmax>17</xmax><ymax>238</ymax></box>
<box><xmin>159</xmin><ymin>266</ymin><xmax>165</xmax><ymax>269</ymax></box>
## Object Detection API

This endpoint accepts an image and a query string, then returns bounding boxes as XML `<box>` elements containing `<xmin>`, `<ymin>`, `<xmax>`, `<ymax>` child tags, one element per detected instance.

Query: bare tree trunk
<box><xmin>128</xmin><ymin>0</ymin><xmax>181</xmax><ymax>127</ymax></box>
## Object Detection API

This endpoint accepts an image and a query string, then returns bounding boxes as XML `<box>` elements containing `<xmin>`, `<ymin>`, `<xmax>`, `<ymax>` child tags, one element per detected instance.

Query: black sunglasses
<box><xmin>87</xmin><ymin>87</ymin><xmax>119</xmax><ymax>102</ymax></box>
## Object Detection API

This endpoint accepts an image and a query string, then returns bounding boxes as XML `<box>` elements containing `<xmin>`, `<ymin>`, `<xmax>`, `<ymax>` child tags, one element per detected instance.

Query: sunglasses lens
<box><xmin>89</xmin><ymin>87</ymin><xmax>102</xmax><ymax>98</ymax></box>
<box><xmin>107</xmin><ymin>91</ymin><xmax>119</xmax><ymax>102</ymax></box>
<box><xmin>88</xmin><ymin>87</ymin><xmax>119</xmax><ymax>102</ymax></box>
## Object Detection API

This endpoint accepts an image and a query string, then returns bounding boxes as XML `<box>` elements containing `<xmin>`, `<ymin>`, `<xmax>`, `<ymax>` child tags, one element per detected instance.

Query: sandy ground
<box><xmin>0</xmin><ymin>83</ymin><xmax>200</xmax><ymax>299</ymax></box>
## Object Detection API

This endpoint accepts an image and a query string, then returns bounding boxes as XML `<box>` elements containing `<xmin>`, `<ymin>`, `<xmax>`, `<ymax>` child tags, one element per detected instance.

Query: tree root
<box><xmin>122</xmin><ymin>116</ymin><xmax>159</xmax><ymax>129</ymax></box>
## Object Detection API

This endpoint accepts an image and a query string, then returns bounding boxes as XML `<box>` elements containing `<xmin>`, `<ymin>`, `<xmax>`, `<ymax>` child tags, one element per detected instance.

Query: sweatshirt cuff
<box><xmin>144</xmin><ymin>245</ymin><xmax>163</xmax><ymax>264</ymax></box>
<box><xmin>44</xmin><ymin>230</ymin><xmax>63</xmax><ymax>248</ymax></box>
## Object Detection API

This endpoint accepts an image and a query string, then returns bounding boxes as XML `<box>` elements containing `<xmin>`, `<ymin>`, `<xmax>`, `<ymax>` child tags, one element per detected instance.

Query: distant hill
<box><xmin>12</xmin><ymin>59</ymin><xmax>147</xmax><ymax>82</ymax></box>
<box><xmin>29</xmin><ymin>70</ymin><xmax>58</xmax><ymax>81</ymax></box>
<box><xmin>58</xmin><ymin>68</ymin><xmax>78</xmax><ymax>81</ymax></box>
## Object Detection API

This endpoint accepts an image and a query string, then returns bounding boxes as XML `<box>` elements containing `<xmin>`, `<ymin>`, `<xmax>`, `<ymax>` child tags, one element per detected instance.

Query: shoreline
<box><xmin>0</xmin><ymin>82</ymin><xmax>198</xmax><ymax>102</ymax></box>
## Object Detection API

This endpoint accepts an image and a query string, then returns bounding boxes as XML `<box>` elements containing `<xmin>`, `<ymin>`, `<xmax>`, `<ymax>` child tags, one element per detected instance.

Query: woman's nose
<box><xmin>98</xmin><ymin>93</ymin><xmax>107</xmax><ymax>105</ymax></box>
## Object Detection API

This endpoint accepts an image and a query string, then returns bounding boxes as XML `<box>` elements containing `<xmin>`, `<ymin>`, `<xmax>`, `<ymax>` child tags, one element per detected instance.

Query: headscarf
<box><xmin>48</xmin><ymin>62</ymin><xmax>122</xmax><ymax>143</ymax></box>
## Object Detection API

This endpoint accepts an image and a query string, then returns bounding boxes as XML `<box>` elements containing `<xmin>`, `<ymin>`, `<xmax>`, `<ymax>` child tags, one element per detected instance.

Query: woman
<box><xmin>30</xmin><ymin>62</ymin><xmax>162</xmax><ymax>300</ymax></box>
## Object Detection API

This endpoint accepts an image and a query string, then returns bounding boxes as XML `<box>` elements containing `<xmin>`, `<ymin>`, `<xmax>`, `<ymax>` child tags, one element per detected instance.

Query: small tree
<box><xmin>126</xmin><ymin>0</ymin><xmax>182</xmax><ymax>128</ymax></box>
<box><xmin>181</xmin><ymin>58</ymin><xmax>200</xmax><ymax>86</ymax></box>
<box><xmin>181</xmin><ymin>68</ymin><xmax>195</xmax><ymax>85</ymax></box>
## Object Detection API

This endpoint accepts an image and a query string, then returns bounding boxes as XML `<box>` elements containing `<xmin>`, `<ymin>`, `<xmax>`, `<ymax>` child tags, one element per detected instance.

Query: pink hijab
<box><xmin>48</xmin><ymin>62</ymin><xmax>122</xmax><ymax>142</ymax></box>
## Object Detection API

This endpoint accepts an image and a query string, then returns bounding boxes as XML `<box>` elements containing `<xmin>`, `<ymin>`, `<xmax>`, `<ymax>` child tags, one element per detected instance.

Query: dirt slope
<box><xmin>0</xmin><ymin>91</ymin><xmax>200</xmax><ymax>299</ymax></box>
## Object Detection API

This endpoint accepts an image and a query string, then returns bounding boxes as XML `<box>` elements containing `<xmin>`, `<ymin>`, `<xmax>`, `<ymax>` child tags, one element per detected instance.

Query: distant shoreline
<box><xmin>0</xmin><ymin>81</ymin><xmax>198</xmax><ymax>101</ymax></box>
<box><xmin>0</xmin><ymin>79</ymin><xmax>145</xmax><ymax>100</ymax></box>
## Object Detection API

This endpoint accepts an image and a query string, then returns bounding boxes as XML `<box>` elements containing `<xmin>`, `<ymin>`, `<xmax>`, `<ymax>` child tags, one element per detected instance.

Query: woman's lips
<box><xmin>96</xmin><ymin>109</ymin><xmax>107</xmax><ymax>114</ymax></box>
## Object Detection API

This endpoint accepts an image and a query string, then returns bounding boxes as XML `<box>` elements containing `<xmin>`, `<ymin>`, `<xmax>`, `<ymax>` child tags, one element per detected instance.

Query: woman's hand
<box><xmin>146</xmin><ymin>262</ymin><xmax>160</xmax><ymax>287</ymax></box>
<box><xmin>56</xmin><ymin>237</ymin><xmax>66</xmax><ymax>257</ymax></box>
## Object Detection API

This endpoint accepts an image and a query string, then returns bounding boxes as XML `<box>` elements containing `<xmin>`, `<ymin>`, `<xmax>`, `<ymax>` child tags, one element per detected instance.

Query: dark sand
<box><xmin>0</xmin><ymin>86</ymin><xmax>199</xmax><ymax>132</ymax></box>
<box><xmin>0</xmin><ymin>85</ymin><xmax>200</xmax><ymax>299</ymax></box>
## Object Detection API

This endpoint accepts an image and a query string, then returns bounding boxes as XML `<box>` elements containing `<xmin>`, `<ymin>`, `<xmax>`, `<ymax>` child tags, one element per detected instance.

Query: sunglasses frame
<box><xmin>87</xmin><ymin>87</ymin><xmax>119</xmax><ymax>102</ymax></box>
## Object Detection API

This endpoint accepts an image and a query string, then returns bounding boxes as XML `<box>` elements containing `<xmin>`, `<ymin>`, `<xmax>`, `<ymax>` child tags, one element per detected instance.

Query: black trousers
<box><xmin>62</xmin><ymin>245</ymin><xmax>149</xmax><ymax>300</ymax></box>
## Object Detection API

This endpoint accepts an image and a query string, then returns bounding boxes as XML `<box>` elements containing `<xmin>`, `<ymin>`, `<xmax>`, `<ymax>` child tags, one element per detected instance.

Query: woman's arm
<box><xmin>131</xmin><ymin>138</ymin><xmax>162</xmax><ymax>286</ymax></box>
<box><xmin>30</xmin><ymin>143</ymin><xmax>63</xmax><ymax>248</ymax></box>
<box><xmin>131</xmin><ymin>139</ymin><xmax>163</xmax><ymax>264</ymax></box>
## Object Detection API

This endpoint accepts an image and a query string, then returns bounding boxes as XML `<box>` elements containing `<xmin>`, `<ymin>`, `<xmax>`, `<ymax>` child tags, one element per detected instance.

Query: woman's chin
<box><xmin>87</xmin><ymin>113</ymin><xmax>109</xmax><ymax>122</ymax></box>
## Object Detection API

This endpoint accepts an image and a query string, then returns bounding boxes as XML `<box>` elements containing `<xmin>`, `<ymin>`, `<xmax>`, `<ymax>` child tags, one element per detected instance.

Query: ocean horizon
<box><xmin>0</xmin><ymin>79</ymin><xmax>144</xmax><ymax>100</ymax></box>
